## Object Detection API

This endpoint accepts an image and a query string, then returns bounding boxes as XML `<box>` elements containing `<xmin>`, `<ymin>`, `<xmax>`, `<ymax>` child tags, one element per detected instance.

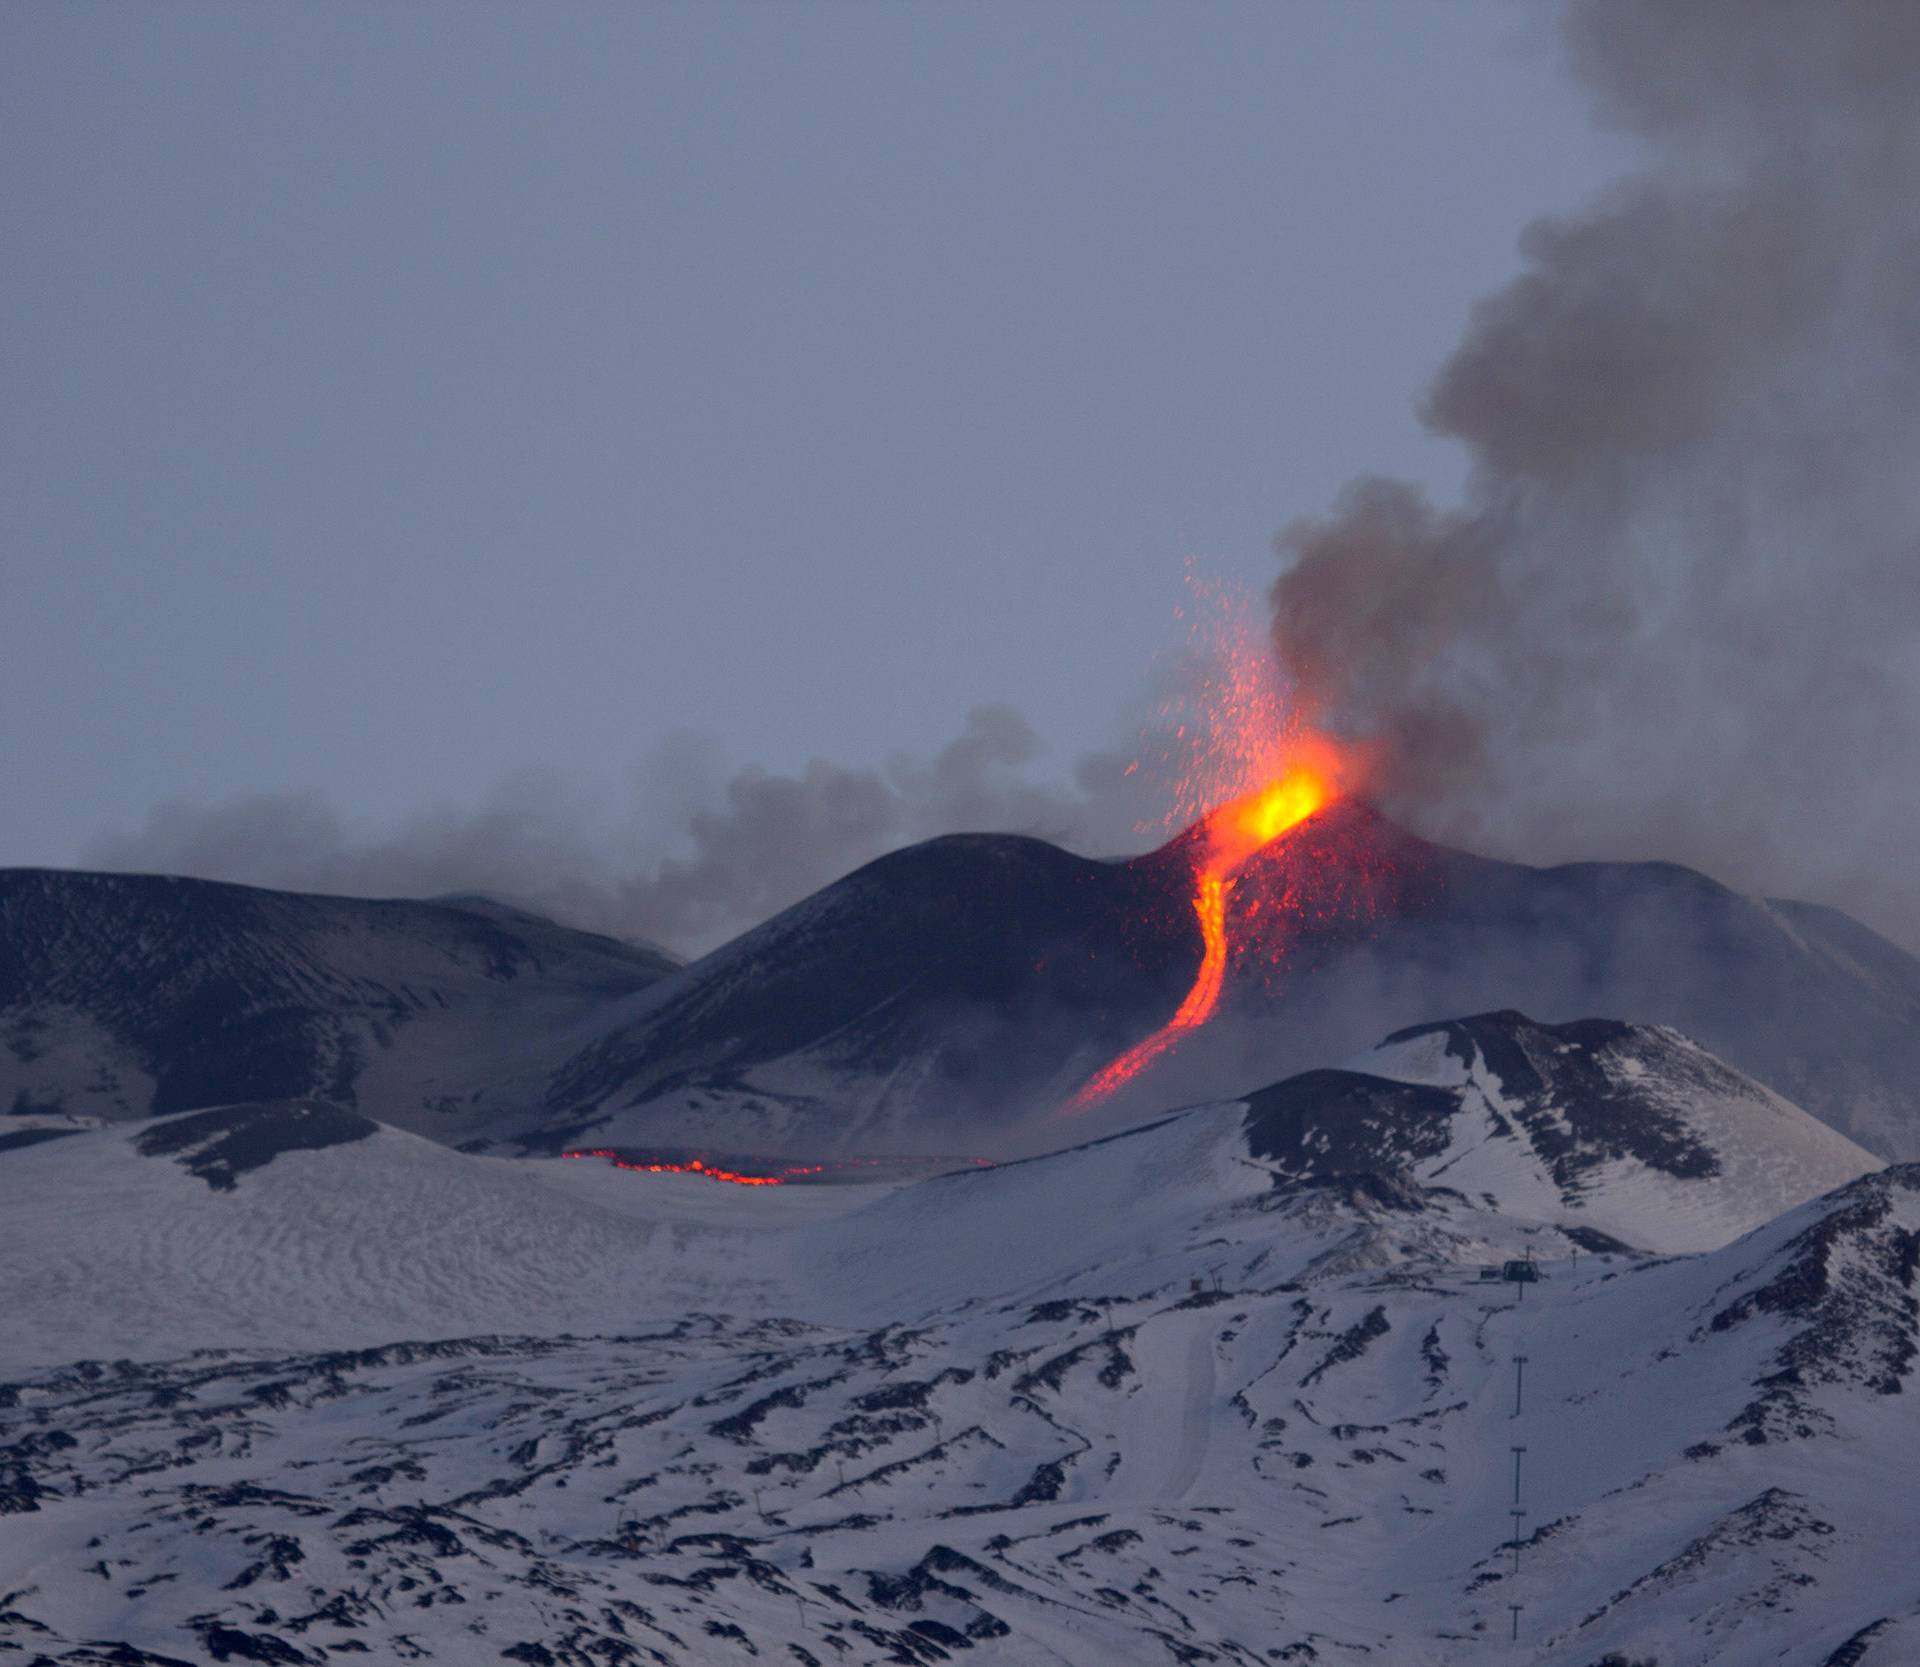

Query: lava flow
<box><xmin>562</xmin><ymin>1148</ymin><xmax>992</xmax><ymax>1186</ymax></box>
<box><xmin>563</xmin><ymin>1149</ymin><xmax>802</xmax><ymax>1186</ymax></box>
<box><xmin>1064</xmin><ymin>760</ymin><xmax>1336</xmax><ymax>1111</ymax></box>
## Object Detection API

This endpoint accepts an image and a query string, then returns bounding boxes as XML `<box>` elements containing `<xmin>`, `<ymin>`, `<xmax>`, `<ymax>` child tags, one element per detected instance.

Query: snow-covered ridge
<box><xmin>0</xmin><ymin>1016</ymin><xmax>1879</xmax><ymax>1375</ymax></box>
<box><xmin>2</xmin><ymin>1130</ymin><xmax>1915</xmax><ymax>1664</ymax></box>
<box><xmin>1254</xmin><ymin>1009</ymin><xmax>1885</xmax><ymax>1253</ymax></box>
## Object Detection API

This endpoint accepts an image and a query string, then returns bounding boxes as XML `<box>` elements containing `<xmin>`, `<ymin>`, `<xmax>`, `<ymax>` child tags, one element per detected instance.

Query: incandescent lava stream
<box><xmin>1064</xmin><ymin>764</ymin><xmax>1336</xmax><ymax>1112</ymax></box>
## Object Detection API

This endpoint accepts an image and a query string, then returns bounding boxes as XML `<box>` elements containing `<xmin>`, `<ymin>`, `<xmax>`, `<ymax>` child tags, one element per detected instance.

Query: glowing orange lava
<box><xmin>1065</xmin><ymin>756</ymin><xmax>1336</xmax><ymax>1111</ymax></box>
<box><xmin>563</xmin><ymin>1149</ymin><xmax>806</xmax><ymax>1186</ymax></box>
<box><xmin>1058</xmin><ymin>568</ymin><xmax>1367</xmax><ymax>1113</ymax></box>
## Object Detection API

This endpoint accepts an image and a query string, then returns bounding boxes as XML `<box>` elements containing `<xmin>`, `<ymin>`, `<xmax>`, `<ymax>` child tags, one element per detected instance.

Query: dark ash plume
<box><xmin>1272</xmin><ymin>0</ymin><xmax>1920</xmax><ymax>947</ymax></box>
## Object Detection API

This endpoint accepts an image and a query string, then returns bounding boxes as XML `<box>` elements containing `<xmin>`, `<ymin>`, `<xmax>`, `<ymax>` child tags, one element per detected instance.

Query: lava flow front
<box><xmin>564</xmin><ymin>1149</ymin><xmax>800</xmax><ymax>1185</ymax></box>
<box><xmin>562</xmin><ymin>1148</ymin><xmax>991</xmax><ymax>1187</ymax></box>
<box><xmin>1064</xmin><ymin>760</ymin><xmax>1336</xmax><ymax>1112</ymax></box>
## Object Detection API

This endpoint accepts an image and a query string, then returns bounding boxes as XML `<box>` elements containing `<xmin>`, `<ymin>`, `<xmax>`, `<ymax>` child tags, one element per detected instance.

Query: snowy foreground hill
<box><xmin>2</xmin><ymin>1015</ymin><xmax>1915</xmax><ymax>1665</ymax></box>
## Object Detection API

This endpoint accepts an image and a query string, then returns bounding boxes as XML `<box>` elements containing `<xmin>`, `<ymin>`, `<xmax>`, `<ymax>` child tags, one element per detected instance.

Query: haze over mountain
<box><xmin>519</xmin><ymin>803</ymin><xmax>1920</xmax><ymax>1162</ymax></box>
<box><xmin>11</xmin><ymin>803</ymin><xmax>1920</xmax><ymax>1164</ymax></box>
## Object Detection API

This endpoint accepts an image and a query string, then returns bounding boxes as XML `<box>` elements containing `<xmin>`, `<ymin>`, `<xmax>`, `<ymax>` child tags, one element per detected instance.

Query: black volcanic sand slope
<box><xmin>1393</xmin><ymin>1012</ymin><xmax>1719</xmax><ymax>1181</ymax></box>
<box><xmin>534</xmin><ymin>802</ymin><xmax>1920</xmax><ymax>1159</ymax></box>
<box><xmin>1158</xmin><ymin>807</ymin><xmax>1920</xmax><ymax>1160</ymax></box>
<box><xmin>1351</xmin><ymin>845</ymin><xmax>1920</xmax><ymax>1159</ymax></box>
<box><xmin>135</xmin><ymin>1099</ymin><xmax>380</xmax><ymax>1191</ymax></box>
<box><xmin>0</xmin><ymin>1126</ymin><xmax>83</xmax><ymax>1154</ymax></box>
<box><xmin>1229</xmin><ymin>829</ymin><xmax>1920</xmax><ymax>1160</ymax></box>
<box><xmin>0</xmin><ymin>869</ymin><xmax>676</xmax><ymax>1136</ymax></box>
<box><xmin>9</xmin><ymin>803</ymin><xmax>1920</xmax><ymax>1161</ymax></box>
<box><xmin>540</xmin><ymin>832</ymin><xmax>1218</xmax><ymax>1148</ymax></box>
<box><xmin>1243</xmin><ymin>1068</ymin><xmax>1462</xmax><ymax>1174</ymax></box>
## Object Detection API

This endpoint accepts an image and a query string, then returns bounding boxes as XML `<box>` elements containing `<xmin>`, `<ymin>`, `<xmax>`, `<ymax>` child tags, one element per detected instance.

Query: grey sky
<box><xmin>3</xmin><ymin>1</ymin><xmax>1629</xmax><ymax>918</ymax></box>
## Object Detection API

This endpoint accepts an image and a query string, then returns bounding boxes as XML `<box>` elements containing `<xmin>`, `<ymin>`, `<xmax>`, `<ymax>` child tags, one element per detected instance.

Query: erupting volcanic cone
<box><xmin>1064</xmin><ymin>758</ymin><xmax>1343</xmax><ymax>1112</ymax></box>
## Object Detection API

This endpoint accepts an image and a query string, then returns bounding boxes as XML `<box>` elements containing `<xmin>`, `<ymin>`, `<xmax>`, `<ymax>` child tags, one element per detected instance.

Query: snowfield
<box><xmin>1</xmin><ymin>1016</ymin><xmax>1916</xmax><ymax>1664</ymax></box>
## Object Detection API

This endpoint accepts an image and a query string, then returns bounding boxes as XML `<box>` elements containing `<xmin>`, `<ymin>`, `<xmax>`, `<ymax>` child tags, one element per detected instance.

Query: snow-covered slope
<box><xmin>1</xmin><ymin>1016</ymin><xmax>1866</xmax><ymax>1380</ymax></box>
<box><xmin>0</xmin><ymin>1101</ymin><xmax>839</xmax><ymax>1372</ymax></box>
<box><xmin>0</xmin><ymin>869</ymin><xmax>675</xmax><ymax>1146</ymax></box>
<box><xmin>2</xmin><ymin>1125</ymin><xmax>1915</xmax><ymax>1664</ymax></box>
<box><xmin>1250</xmin><ymin>1010</ymin><xmax>1883</xmax><ymax>1254</ymax></box>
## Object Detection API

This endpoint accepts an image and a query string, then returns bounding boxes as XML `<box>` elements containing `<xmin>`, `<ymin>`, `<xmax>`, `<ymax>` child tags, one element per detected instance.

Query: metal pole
<box><xmin>1512</xmin><ymin>1354</ymin><xmax>1529</xmax><ymax>1418</ymax></box>
<box><xmin>1510</xmin><ymin>1444</ymin><xmax>1526</xmax><ymax>1505</ymax></box>
<box><xmin>1509</xmin><ymin>1604</ymin><xmax>1522</xmax><ymax>1641</ymax></box>
<box><xmin>1509</xmin><ymin>1509</ymin><xmax>1526</xmax><ymax>1574</ymax></box>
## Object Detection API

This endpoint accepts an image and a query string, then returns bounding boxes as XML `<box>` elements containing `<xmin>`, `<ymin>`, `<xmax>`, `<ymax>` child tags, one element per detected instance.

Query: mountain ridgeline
<box><xmin>5</xmin><ymin>800</ymin><xmax>1920</xmax><ymax>1158</ymax></box>
<box><xmin>533</xmin><ymin>802</ymin><xmax>1920</xmax><ymax>1159</ymax></box>
<box><xmin>0</xmin><ymin>868</ymin><xmax>676</xmax><ymax>1146</ymax></box>
<box><xmin>3</xmin><ymin>831</ymin><xmax>1918</xmax><ymax>1666</ymax></box>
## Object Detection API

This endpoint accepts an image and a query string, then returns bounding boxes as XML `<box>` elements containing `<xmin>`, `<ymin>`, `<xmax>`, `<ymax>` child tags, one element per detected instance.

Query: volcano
<box><xmin>8</xmin><ymin>805</ymin><xmax>1919</xmax><ymax>1160</ymax></box>
<box><xmin>533</xmin><ymin>801</ymin><xmax>1920</xmax><ymax>1160</ymax></box>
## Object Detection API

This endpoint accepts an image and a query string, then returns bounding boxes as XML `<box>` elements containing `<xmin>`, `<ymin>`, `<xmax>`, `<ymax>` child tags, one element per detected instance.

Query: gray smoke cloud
<box><xmin>90</xmin><ymin>2</ymin><xmax>1920</xmax><ymax>959</ymax></box>
<box><xmin>84</xmin><ymin>707</ymin><xmax>1158</xmax><ymax>957</ymax></box>
<box><xmin>1272</xmin><ymin>0</ymin><xmax>1920</xmax><ymax>948</ymax></box>
<box><xmin>607</xmin><ymin>707</ymin><xmax>1150</xmax><ymax>951</ymax></box>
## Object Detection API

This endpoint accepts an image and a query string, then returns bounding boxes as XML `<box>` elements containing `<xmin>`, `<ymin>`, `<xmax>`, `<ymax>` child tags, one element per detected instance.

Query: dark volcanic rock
<box><xmin>543</xmin><ymin>831</ymin><xmax>1211</xmax><ymax>1148</ymax></box>
<box><xmin>1237</xmin><ymin>1010</ymin><xmax>1790</xmax><ymax>1211</ymax></box>
<box><xmin>535</xmin><ymin>804</ymin><xmax>1920</xmax><ymax>1158</ymax></box>
<box><xmin>0</xmin><ymin>868</ymin><xmax>674</xmax><ymax>1144</ymax></box>
<box><xmin>1704</xmin><ymin>1165</ymin><xmax>1920</xmax><ymax>1442</ymax></box>
<box><xmin>0</xmin><ymin>1126</ymin><xmax>82</xmax><ymax>1154</ymax></box>
<box><xmin>9</xmin><ymin>798</ymin><xmax>1920</xmax><ymax>1160</ymax></box>
<box><xmin>1244</xmin><ymin>1071</ymin><xmax>1460</xmax><ymax>1175</ymax></box>
<box><xmin>135</xmin><ymin>1099</ymin><xmax>380</xmax><ymax>1191</ymax></box>
<box><xmin>1383</xmin><ymin>1012</ymin><xmax>1721</xmax><ymax>1185</ymax></box>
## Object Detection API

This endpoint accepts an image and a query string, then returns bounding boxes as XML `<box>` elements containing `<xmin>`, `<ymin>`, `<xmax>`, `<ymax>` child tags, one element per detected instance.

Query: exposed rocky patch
<box><xmin>134</xmin><ymin>1099</ymin><xmax>379</xmax><ymax>1190</ymax></box>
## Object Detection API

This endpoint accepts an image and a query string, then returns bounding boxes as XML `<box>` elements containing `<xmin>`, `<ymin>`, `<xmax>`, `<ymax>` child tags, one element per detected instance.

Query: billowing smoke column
<box><xmin>1270</xmin><ymin>0</ymin><xmax>1920</xmax><ymax>950</ymax></box>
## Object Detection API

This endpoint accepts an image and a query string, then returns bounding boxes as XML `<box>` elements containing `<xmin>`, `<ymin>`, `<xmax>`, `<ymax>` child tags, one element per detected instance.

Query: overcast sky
<box><xmin>2</xmin><ymin>3</ymin><xmax>1631</xmax><ymax>886</ymax></box>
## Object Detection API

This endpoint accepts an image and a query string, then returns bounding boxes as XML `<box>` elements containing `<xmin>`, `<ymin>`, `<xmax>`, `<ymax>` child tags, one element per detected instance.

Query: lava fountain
<box><xmin>1064</xmin><ymin>572</ymin><xmax>1358</xmax><ymax>1112</ymax></box>
<box><xmin>1062</xmin><ymin>753</ymin><xmax>1340</xmax><ymax>1111</ymax></box>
